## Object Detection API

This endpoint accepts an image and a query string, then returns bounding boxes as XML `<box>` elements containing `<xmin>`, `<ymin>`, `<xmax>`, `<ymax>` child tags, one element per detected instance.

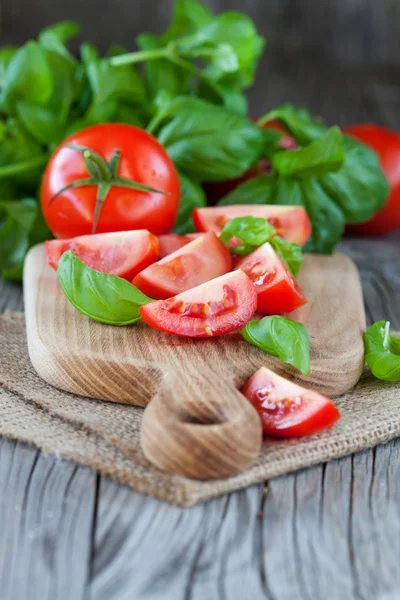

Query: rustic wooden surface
<box><xmin>1</xmin><ymin>0</ymin><xmax>399</xmax><ymax>65</ymax></box>
<box><xmin>0</xmin><ymin>58</ymin><xmax>400</xmax><ymax>598</ymax></box>
<box><xmin>24</xmin><ymin>248</ymin><xmax>365</xmax><ymax>480</ymax></box>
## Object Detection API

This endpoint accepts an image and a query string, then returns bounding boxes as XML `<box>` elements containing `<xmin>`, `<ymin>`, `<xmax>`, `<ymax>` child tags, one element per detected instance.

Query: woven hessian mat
<box><xmin>1</xmin><ymin>312</ymin><xmax>399</xmax><ymax>507</ymax></box>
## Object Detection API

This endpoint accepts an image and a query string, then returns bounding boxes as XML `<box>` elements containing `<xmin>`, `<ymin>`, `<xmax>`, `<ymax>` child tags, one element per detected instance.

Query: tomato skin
<box><xmin>45</xmin><ymin>230</ymin><xmax>160</xmax><ymax>280</ymax></box>
<box><xmin>139</xmin><ymin>269</ymin><xmax>257</xmax><ymax>338</ymax></box>
<box><xmin>158</xmin><ymin>234</ymin><xmax>189</xmax><ymax>259</ymax></box>
<box><xmin>193</xmin><ymin>205</ymin><xmax>311</xmax><ymax>246</ymax></box>
<box><xmin>344</xmin><ymin>124</ymin><xmax>400</xmax><ymax>235</ymax></box>
<box><xmin>41</xmin><ymin>124</ymin><xmax>180</xmax><ymax>239</ymax></box>
<box><xmin>242</xmin><ymin>367</ymin><xmax>340</xmax><ymax>437</ymax></box>
<box><xmin>236</xmin><ymin>242</ymin><xmax>307</xmax><ymax>314</ymax></box>
<box><xmin>133</xmin><ymin>232</ymin><xmax>232</xmax><ymax>300</ymax></box>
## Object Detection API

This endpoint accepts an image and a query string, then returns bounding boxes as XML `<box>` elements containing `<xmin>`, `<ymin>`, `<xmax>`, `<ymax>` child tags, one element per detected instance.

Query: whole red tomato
<box><xmin>41</xmin><ymin>123</ymin><xmax>180</xmax><ymax>239</ymax></box>
<box><xmin>344</xmin><ymin>124</ymin><xmax>400</xmax><ymax>235</ymax></box>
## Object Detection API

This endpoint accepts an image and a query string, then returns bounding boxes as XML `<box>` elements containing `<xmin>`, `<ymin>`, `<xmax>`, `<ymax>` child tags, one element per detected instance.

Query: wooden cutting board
<box><xmin>24</xmin><ymin>244</ymin><xmax>366</xmax><ymax>480</ymax></box>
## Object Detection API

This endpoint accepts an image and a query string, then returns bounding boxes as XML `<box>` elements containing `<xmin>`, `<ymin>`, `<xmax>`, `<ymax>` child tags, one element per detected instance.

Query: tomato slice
<box><xmin>242</xmin><ymin>367</ymin><xmax>340</xmax><ymax>437</ymax></box>
<box><xmin>236</xmin><ymin>242</ymin><xmax>307</xmax><ymax>314</ymax></box>
<box><xmin>158</xmin><ymin>234</ymin><xmax>189</xmax><ymax>259</ymax></box>
<box><xmin>45</xmin><ymin>230</ymin><xmax>160</xmax><ymax>280</ymax></box>
<box><xmin>192</xmin><ymin>205</ymin><xmax>311</xmax><ymax>246</ymax></box>
<box><xmin>158</xmin><ymin>233</ymin><xmax>205</xmax><ymax>258</ymax></box>
<box><xmin>133</xmin><ymin>232</ymin><xmax>232</xmax><ymax>300</ymax></box>
<box><xmin>140</xmin><ymin>269</ymin><xmax>257</xmax><ymax>338</ymax></box>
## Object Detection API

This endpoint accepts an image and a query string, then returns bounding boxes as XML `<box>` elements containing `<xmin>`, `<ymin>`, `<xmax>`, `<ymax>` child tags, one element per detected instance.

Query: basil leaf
<box><xmin>218</xmin><ymin>174</ymin><xmax>276</xmax><ymax>206</ymax></box>
<box><xmin>243</xmin><ymin>316</ymin><xmax>310</xmax><ymax>375</ymax></box>
<box><xmin>16</xmin><ymin>101</ymin><xmax>62</xmax><ymax>145</ymax></box>
<box><xmin>0</xmin><ymin>198</ymin><xmax>37</xmax><ymax>272</ymax></box>
<box><xmin>270</xmin><ymin>236</ymin><xmax>303</xmax><ymax>277</ymax></box>
<box><xmin>260</xmin><ymin>104</ymin><xmax>326</xmax><ymax>145</ymax></box>
<box><xmin>300</xmin><ymin>178</ymin><xmax>345</xmax><ymax>254</ymax></box>
<box><xmin>319</xmin><ymin>134</ymin><xmax>389</xmax><ymax>223</ymax></box>
<box><xmin>272</xmin><ymin>127</ymin><xmax>344</xmax><ymax>179</ymax></box>
<box><xmin>0</xmin><ymin>198</ymin><xmax>37</xmax><ymax>230</ymax></box>
<box><xmin>0</xmin><ymin>47</ymin><xmax>17</xmax><ymax>88</ymax></box>
<box><xmin>58</xmin><ymin>251</ymin><xmax>153</xmax><ymax>326</ymax></box>
<box><xmin>0</xmin><ymin>118</ymin><xmax>45</xmax><ymax>187</ymax></box>
<box><xmin>160</xmin><ymin>0</ymin><xmax>214</xmax><ymax>43</ymax></box>
<box><xmin>173</xmin><ymin>172</ymin><xmax>206</xmax><ymax>234</ymax></box>
<box><xmin>1</xmin><ymin>41</ymin><xmax>53</xmax><ymax>114</ymax></box>
<box><xmin>158</xmin><ymin>97</ymin><xmax>264</xmax><ymax>181</ymax></box>
<box><xmin>220</xmin><ymin>215</ymin><xmax>275</xmax><ymax>256</ymax></box>
<box><xmin>364</xmin><ymin>321</ymin><xmax>400</xmax><ymax>382</ymax></box>
<box><xmin>38</xmin><ymin>21</ymin><xmax>80</xmax><ymax>65</ymax></box>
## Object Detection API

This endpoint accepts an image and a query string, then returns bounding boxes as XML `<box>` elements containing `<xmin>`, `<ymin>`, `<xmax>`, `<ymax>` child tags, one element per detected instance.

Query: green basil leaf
<box><xmin>0</xmin><ymin>47</ymin><xmax>17</xmax><ymax>89</ymax></box>
<box><xmin>220</xmin><ymin>216</ymin><xmax>275</xmax><ymax>256</ymax></box>
<box><xmin>173</xmin><ymin>172</ymin><xmax>206</xmax><ymax>234</ymax></box>
<box><xmin>272</xmin><ymin>127</ymin><xmax>344</xmax><ymax>179</ymax></box>
<box><xmin>270</xmin><ymin>236</ymin><xmax>303</xmax><ymax>277</ymax></box>
<box><xmin>260</xmin><ymin>104</ymin><xmax>326</xmax><ymax>145</ymax></box>
<box><xmin>178</xmin><ymin>12</ymin><xmax>265</xmax><ymax>89</ymax></box>
<box><xmin>218</xmin><ymin>174</ymin><xmax>277</xmax><ymax>206</ymax></box>
<box><xmin>364</xmin><ymin>321</ymin><xmax>400</xmax><ymax>382</ymax></box>
<box><xmin>137</xmin><ymin>33</ymin><xmax>190</xmax><ymax>98</ymax></box>
<box><xmin>0</xmin><ymin>119</ymin><xmax>45</xmax><ymax>188</ymax></box>
<box><xmin>0</xmin><ymin>216</ymin><xmax>29</xmax><ymax>271</ymax></box>
<box><xmin>1</xmin><ymin>41</ymin><xmax>53</xmax><ymax>114</ymax></box>
<box><xmin>160</xmin><ymin>0</ymin><xmax>214</xmax><ymax>44</ymax></box>
<box><xmin>0</xmin><ymin>198</ymin><xmax>37</xmax><ymax>230</ymax></box>
<box><xmin>299</xmin><ymin>178</ymin><xmax>345</xmax><ymax>254</ymax></box>
<box><xmin>158</xmin><ymin>97</ymin><xmax>263</xmax><ymax>181</ymax></box>
<box><xmin>58</xmin><ymin>251</ymin><xmax>153</xmax><ymax>326</ymax></box>
<box><xmin>38</xmin><ymin>21</ymin><xmax>80</xmax><ymax>65</ymax></box>
<box><xmin>243</xmin><ymin>316</ymin><xmax>310</xmax><ymax>375</ymax></box>
<box><xmin>16</xmin><ymin>101</ymin><xmax>62</xmax><ymax>145</ymax></box>
<box><xmin>84</xmin><ymin>46</ymin><xmax>146</xmax><ymax>111</ymax></box>
<box><xmin>319</xmin><ymin>134</ymin><xmax>389</xmax><ymax>223</ymax></box>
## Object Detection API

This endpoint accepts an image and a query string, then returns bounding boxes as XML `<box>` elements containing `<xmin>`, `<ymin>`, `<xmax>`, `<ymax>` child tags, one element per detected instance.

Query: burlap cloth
<box><xmin>1</xmin><ymin>311</ymin><xmax>400</xmax><ymax>507</ymax></box>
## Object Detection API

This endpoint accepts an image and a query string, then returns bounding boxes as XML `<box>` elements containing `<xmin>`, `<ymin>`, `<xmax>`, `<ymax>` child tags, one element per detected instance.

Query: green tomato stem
<box><xmin>0</xmin><ymin>155</ymin><xmax>49</xmax><ymax>179</ymax></box>
<box><xmin>109</xmin><ymin>47</ymin><xmax>169</xmax><ymax>67</ymax></box>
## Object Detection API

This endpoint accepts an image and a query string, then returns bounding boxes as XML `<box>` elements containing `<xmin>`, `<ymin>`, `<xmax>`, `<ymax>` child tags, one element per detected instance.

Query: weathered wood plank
<box><xmin>0</xmin><ymin>439</ymin><xmax>97</xmax><ymax>600</ymax></box>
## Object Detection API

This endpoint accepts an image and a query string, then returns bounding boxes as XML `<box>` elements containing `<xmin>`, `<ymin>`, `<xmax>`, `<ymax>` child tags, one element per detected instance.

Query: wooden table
<box><xmin>1</xmin><ymin>63</ymin><xmax>400</xmax><ymax>599</ymax></box>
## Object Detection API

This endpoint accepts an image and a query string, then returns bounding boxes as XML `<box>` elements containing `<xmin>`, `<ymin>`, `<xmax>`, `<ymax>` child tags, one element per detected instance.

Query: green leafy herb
<box><xmin>58</xmin><ymin>251</ymin><xmax>153</xmax><ymax>326</ymax></box>
<box><xmin>364</xmin><ymin>321</ymin><xmax>400</xmax><ymax>382</ymax></box>
<box><xmin>242</xmin><ymin>315</ymin><xmax>310</xmax><ymax>375</ymax></box>
<box><xmin>0</xmin><ymin>198</ymin><xmax>38</xmax><ymax>271</ymax></box>
<box><xmin>220</xmin><ymin>215</ymin><xmax>275</xmax><ymax>256</ymax></box>
<box><xmin>270</xmin><ymin>236</ymin><xmax>303</xmax><ymax>278</ymax></box>
<box><xmin>219</xmin><ymin>215</ymin><xmax>303</xmax><ymax>276</ymax></box>
<box><xmin>219</xmin><ymin>104</ymin><xmax>389</xmax><ymax>254</ymax></box>
<box><xmin>157</xmin><ymin>97</ymin><xmax>264</xmax><ymax>182</ymax></box>
<box><xmin>173</xmin><ymin>172</ymin><xmax>206</xmax><ymax>234</ymax></box>
<box><xmin>272</xmin><ymin>127</ymin><xmax>344</xmax><ymax>179</ymax></box>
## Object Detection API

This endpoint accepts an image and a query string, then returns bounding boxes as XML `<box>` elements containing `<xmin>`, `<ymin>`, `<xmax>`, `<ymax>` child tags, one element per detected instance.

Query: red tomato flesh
<box><xmin>158</xmin><ymin>234</ymin><xmax>189</xmax><ymax>259</ymax></box>
<box><xmin>45</xmin><ymin>230</ymin><xmax>160</xmax><ymax>280</ymax></box>
<box><xmin>133</xmin><ymin>232</ymin><xmax>232</xmax><ymax>300</ymax></box>
<box><xmin>344</xmin><ymin>124</ymin><xmax>400</xmax><ymax>235</ymax></box>
<box><xmin>41</xmin><ymin>123</ymin><xmax>180</xmax><ymax>239</ymax></box>
<box><xmin>158</xmin><ymin>233</ymin><xmax>205</xmax><ymax>258</ymax></box>
<box><xmin>236</xmin><ymin>242</ymin><xmax>307</xmax><ymax>314</ymax></box>
<box><xmin>192</xmin><ymin>205</ymin><xmax>311</xmax><ymax>246</ymax></box>
<box><xmin>140</xmin><ymin>269</ymin><xmax>257</xmax><ymax>338</ymax></box>
<box><xmin>242</xmin><ymin>367</ymin><xmax>340</xmax><ymax>437</ymax></box>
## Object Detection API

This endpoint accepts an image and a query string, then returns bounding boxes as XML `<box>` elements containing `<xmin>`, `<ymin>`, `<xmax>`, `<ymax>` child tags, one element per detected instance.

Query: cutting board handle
<box><xmin>141</xmin><ymin>370</ymin><xmax>262</xmax><ymax>479</ymax></box>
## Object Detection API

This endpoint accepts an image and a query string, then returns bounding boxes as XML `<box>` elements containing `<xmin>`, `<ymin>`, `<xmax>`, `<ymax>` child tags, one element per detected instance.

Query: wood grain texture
<box><xmin>23</xmin><ymin>246</ymin><xmax>365</xmax><ymax>479</ymax></box>
<box><xmin>0</xmin><ymin>61</ymin><xmax>399</xmax><ymax>598</ymax></box>
<box><xmin>1</xmin><ymin>0</ymin><xmax>399</xmax><ymax>65</ymax></box>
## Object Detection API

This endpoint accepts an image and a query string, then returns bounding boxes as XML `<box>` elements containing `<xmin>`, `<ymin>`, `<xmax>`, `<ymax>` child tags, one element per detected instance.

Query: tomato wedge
<box><xmin>242</xmin><ymin>367</ymin><xmax>340</xmax><ymax>437</ymax></box>
<box><xmin>133</xmin><ymin>232</ymin><xmax>232</xmax><ymax>300</ymax></box>
<box><xmin>45</xmin><ymin>230</ymin><xmax>159</xmax><ymax>280</ymax></box>
<box><xmin>236</xmin><ymin>242</ymin><xmax>307</xmax><ymax>314</ymax></box>
<box><xmin>158</xmin><ymin>234</ymin><xmax>189</xmax><ymax>259</ymax></box>
<box><xmin>193</xmin><ymin>205</ymin><xmax>311</xmax><ymax>246</ymax></box>
<box><xmin>140</xmin><ymin>269</ymin><xmax>257</xmax><ymax>338</ymax></box>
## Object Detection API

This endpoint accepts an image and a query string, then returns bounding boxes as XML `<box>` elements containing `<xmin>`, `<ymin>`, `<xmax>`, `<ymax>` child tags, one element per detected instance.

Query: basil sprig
<box><xmin>364</xmin><ymin>321</ymin><xmax>400</xmax><ymax>382</ymax></box>
<box><xmin>218</xmin><ymin>104</ymin><xmax>389</xmax><ymax>255</ymax></box>
<box><xmin>243</xmin><ymin>316</ymin><xmax>310</xmax><ymax>375</ymax></box>
<box><xmin>57</xmin><ymin>251</ymin><xmax>153</xmax><ymax>326</ymax></box>
<box><xmin>220</xmin><ymin>216</ymin><xmax>303</xmax><ymax>277</ymax></box>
